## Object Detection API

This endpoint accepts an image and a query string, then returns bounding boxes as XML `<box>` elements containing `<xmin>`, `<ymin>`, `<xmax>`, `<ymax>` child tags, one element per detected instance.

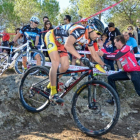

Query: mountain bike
<box><xmin>0</xmin><ymin>33</ymin><xmax>45</xmax><ymax>75</ymax></box>
<box><xmin>19</xmin><ymin>63</ymin><xmax>120</xmax><ymax>137</ymax></box>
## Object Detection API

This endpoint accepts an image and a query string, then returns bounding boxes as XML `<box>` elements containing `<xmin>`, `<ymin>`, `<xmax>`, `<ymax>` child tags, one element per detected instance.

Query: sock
<box><xmin>24</xmin><ymin>67</ymin><xmax>27</xmax><ymax>70</ymax></box>
<box><xmin>47</xmin><ymin>82</ymin><xmax>51</xmax><ymax>89</ymax></box>
<box><xmin>50</xmin><ymin>86</ymin><xmax>57</xmax><ymax>96</ymax></box>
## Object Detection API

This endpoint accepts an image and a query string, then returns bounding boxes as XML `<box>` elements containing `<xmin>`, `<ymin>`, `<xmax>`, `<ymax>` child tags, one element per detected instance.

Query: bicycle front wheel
<box><xmin>14</xmin><ymin>49</ymin><xmax>45</xmax><ymax>74</ymax></box>
<box><xmin>19</xmin><ymin>66</ymin><xmax>50</xmax><ymax>112</ymax></box>
<box><xmin>71</xmin><ymin>80</ymin><xmax>120</xmax><ymax>136</ymax></box>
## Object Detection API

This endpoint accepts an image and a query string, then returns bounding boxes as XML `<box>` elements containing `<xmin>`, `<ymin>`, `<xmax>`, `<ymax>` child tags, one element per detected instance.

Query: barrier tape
<box><xmin>75</xmin><ymin>0</ymin><xmax>124</xmax><ymax>24</ymax></box>
<box><xmin>44</xmin><ymin>62</ymin><xmax>118</xmax><ymax>75</ymax></box>
<box><xmin>17</xmin><ymin>59</ymin><xmax>118</xmax><ymax>75</ymax></box>
<box><xmin>1</xmin><ymin>46</ymin><xmax>140</xmax><ymax>58</ymax></box>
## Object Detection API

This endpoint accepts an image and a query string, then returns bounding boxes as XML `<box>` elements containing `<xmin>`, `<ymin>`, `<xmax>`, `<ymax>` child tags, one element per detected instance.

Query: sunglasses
<box><xmin>64</xmin><ymin>18</ymin><xmax>67</xmax><ymax>20</ymax></box>
<box><xmin>46</xmin><ymin>23</ymin><xmax>51</xmax><ymax>25</ymax></box>
<box><xmin>95</xmin><ymin>30</ymin><xmax>102</xmax><ymax>35</ymax></box>
<box><xmin>34</xmin><ymin>22</ymin><xmax>39</xmax><ymax>24</ymax></box>
<box><xmin>127</xmin><ymin>28</ymin><xmax>132</xmax><ymax>30</ymax></box>
<box><xmin>108</xmin><ymin>26</ymin><xmax>113</xmax><ymax>28</ymax></box>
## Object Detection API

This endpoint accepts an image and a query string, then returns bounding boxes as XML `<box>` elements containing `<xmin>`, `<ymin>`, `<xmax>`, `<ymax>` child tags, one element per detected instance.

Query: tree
<box><xmin>40</xmin><ymin>0</ymin><xmax>60</xmax><ymax>26</ymax></box>
<box><xmin>105</xmin><ymin>0</ymin><xmax>140</xmax><ymax>31</ymax></box>
<box><xmin>78</xmin><ymin>0</ymin><xmax>108</xmax><ymax>20</ymax></box>
<box><xmin>0</xmin><ymin>0</ymin><xmax>18</xmax><ymax>30</ymax></box>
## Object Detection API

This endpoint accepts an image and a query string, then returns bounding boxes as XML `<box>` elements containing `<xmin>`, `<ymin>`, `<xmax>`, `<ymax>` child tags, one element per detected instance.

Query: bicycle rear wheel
<box><xmin>19</xmin><ymin>66</ymin><xmax>50</xmax><ymax>112</ymax></box>
<box><xmin>71</xmin><ymin>80</ymin><xmax>120</xmax><ymax>136</ymax></box>
<box><xmin>15</xmin><ymin>49</ymin><xmax>45</xmax><ymax>74</ymax></box>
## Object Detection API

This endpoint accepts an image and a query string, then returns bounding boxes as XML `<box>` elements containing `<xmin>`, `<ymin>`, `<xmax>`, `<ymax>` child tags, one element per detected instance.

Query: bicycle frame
<box><xmin>0</xmin><ymin>39</ymin><xmax>32</xmax><ymax>75</ymax></box>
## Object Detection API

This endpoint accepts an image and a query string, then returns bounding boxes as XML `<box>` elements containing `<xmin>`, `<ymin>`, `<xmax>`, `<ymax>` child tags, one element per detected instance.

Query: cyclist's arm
<box><xmin>64</xmin><ymin>35</ymin><xmax>82</xmax><ymax>59</ymax></box>
<box><xmin>101</xmin><ymin>47</ymin><xmax>129</xmax><ymax>60</ymax></box>
<box><xmin>35</xmin><ymin>35</ymin><xmax>39</xmax><ymax>46</ymax></box>
<box><xmin>88</xmin><ymin>46</ymin><xmax>105</xmax><ymax>66</ymax></box>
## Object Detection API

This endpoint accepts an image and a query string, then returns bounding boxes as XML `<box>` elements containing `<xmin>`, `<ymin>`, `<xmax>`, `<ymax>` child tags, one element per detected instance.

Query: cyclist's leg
<box><xmin>108</xmin><ymin>71</ymin><xmax>129</xmax><ymax>94</ymax></box>
<box><xmin>49</xmin><ymin>50</ymin><xmax>60</xmax><ymax>87</ymax></box>
<box><xmin>34</xmin><ymin>53</ymin><xmax>41</xmax><ymax>65</ymax></box>
<box><xmin>22</xmin><ymin>56</ymin><xmax>27</xmax><ymax>69</ymax></box>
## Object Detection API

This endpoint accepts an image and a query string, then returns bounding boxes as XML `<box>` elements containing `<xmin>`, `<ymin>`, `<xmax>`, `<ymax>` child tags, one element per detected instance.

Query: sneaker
<box><xmin>106</xmin><ymin>98</ymin><xmax>114</xmax><ymax>105</ymax></box>
<box><xmin>49</xmin><ymin>94</ymin><xmax>64</xmax><ymax>104</ymax></box>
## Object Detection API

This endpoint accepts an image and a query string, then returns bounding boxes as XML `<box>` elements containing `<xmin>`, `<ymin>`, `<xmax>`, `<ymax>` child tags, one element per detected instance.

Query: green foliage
<box><xmin>78</xmin><ymin>0</ymin><xmax>108</xmax><ymax>20</ymax></box>
<box><xmin>105</xmin><ymin>0</ymin><xmax>140</xmax><ymax>31</ymax></box>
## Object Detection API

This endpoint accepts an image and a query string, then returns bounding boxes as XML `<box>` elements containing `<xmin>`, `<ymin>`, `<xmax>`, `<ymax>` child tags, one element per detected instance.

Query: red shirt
<box><xmin>2</xmin><ymin>33</ymin><xmax>10</xmax><ymax>41</ymax></box>
<box><xmin>101</xmin><ymin>45</ymin><xmax>140</xmax><ymax>72</ymax></box>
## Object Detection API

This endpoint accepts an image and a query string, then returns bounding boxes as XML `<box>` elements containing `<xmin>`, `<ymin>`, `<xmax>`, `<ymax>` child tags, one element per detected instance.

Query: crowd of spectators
<box><xmin>0</xmin><ymin>15</ymin><xmax>140</xmax><ymax>72</ymax></box>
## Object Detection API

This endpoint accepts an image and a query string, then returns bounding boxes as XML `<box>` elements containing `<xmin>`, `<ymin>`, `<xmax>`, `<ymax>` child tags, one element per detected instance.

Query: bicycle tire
<box><xmin>14</xmin><ymin>49</ymin><xmax>45</xmax><ymax>74</ymax></box>
<box><xmin>19</xmin><ymin>66</ymin><xmax>50</xmax><ymax>112</ymax></box>
<box><xmin>71</xmin><ymin>80</ymin><xmax>120</xmax><ymax>137</ymax></box>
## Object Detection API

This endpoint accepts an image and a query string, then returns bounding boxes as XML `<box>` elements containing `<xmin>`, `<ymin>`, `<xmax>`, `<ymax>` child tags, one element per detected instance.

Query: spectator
<box><xmin>62</xmin><ymin>15</ymin><xmax>72</xmax><ymax>30</ymax></box>
<box><xmin>123</xmin><ymin>31</ymin><xmax>140</xmax><ymax>62</ymax></box>
<box><xmin>127</xmin><ymin>25</ymin><xmax>136</xmax><ymax>39</ymax></box>
<box><xmin>0</xmin><ymin>34</ymin><xmax>2</xmax><ymax>52</ymax></box>
<box><xmin>136</xmin><ymin>19</ymin><xmax>140</xmax><ymax>50</ymax></box>
<box><xmin>62</xmin><ymin>15</ymin><xmax>72</xmax><ymax>62</ymax></box>
<box><xmin>104</xmin><ymin>22</ymin><xmax>122</xmax><ymax>71</ymax></box>
<box><xmin>98</xmin><ymin>35</ymin><xmax>140</xmax><ymax>104</ymax></box>
<box><xmin>42</xmin><ymin>20</ymin><xmax>53</xmax><ymax>60</ymax></box>
<box><xmin>101</xmin><ymin>33</ymin><xmax>114</xmax><ymax>70</ymax></box>
<box><xmin>2</xmin><ymin>29</ymin><xmax>10</xmax><ymax>54</ymax></box>
<box><xmin>15</xmin><ymin>28</ymin><xmax>23</xmax><ymax>47</ymax></box>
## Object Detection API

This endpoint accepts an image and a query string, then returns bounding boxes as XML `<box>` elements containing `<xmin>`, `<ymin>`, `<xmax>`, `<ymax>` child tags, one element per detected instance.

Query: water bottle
<box><xmin>65</xmin><ymin>76</ymin><xmax>77</xmax><ymax>88</ymax></box>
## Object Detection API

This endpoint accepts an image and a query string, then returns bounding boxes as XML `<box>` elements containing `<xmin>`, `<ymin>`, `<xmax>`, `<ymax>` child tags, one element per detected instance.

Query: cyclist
<box><xmin>98</xmin><ymin>35</ymin><xmax>140</xmax><ymax>103</ymax></box>
<box><xmin>9</xmin><ymin>16</ymin><xmax>41</xmax><ymax>71</ymax></box>
<box><xmin>45</xmin><ymin>18</ymin><xmax>110</xmax><ymax>104</ymax></box>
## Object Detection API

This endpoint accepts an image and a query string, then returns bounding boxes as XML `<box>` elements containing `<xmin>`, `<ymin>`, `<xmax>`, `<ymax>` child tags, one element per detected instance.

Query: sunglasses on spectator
<box><xmin>127</xmin><ymin>28</ymin><xmax>132</xmax><ymax>30</ymax></box>
<box><xmin>34</xmin><ymin>22</ymin><xmax>39</xmax><ymax>24</ymax></box>
<box><xmin>108</xmin><ymin>25</ymin><xmax>113</xmax><ymax>28</ymax></box>
<box><xmin>46</xmin><ymin>22</ymin><xmax>51</xmax><ymax>25</ymax></box>
<box><xmin>64</xmin><ymin>18</ymin><xmax>67</xmax><ymax>20</ymax></box>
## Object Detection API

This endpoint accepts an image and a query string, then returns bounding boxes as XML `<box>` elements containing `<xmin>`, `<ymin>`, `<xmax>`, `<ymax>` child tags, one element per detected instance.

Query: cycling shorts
<box><xmin>45</xmin><ymin>30</ymin><xmax>68</xmax><ymax>57</ymax></box>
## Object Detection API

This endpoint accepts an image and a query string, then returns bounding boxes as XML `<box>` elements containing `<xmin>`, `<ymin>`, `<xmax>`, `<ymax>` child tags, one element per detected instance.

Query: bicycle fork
<box><xmin>87</xmin><ymin>75</ymin><xmax>98</xmax><ymax>111</ymax></box>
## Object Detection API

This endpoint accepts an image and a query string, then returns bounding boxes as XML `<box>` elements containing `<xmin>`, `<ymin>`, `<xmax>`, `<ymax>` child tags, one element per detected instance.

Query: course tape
<box><xmin>75</xmin><ymin>0</ymin><xmax>124</xmax><ymax>24</ymax></box>
<box><xmin>44</xmin><ymin>62</ymin><xmax>118</xmax><ymax>75</ymax></box>
<box><xmin>1</xmin><ymin>46</ymin><xmax>140</xmax><ymax>58</ymax></box>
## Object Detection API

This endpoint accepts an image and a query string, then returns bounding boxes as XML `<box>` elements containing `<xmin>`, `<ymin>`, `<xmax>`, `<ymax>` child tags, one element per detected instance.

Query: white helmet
<box><xmin>30</xmin><ymin>16</ymin><xmax>40</xmax><ymax>24</ymax></box>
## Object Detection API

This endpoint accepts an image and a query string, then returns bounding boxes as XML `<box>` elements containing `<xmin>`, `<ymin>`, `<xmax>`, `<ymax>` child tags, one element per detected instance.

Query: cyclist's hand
<box><xmin>9</xmin><ymin>41</ymin><xmax>14</xmax><ymax>46</ymax></box>
<box><xmin>103</xmin><ymin>64</ymin><xmax>111</xmax><ymax>71</ymax></box>
<box><xmin>80</xmin><ymin>57</ymin><xmax>90</xmax><ymax>67</ymax></box>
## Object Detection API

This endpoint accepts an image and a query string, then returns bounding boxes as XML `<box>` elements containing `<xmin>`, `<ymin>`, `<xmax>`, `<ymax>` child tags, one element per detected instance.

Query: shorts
<box><xmin>45</xmin><ymin>30</ymin><xmax>68</xmax><ymax>58</ymax></box>
<box><xmin>2</xmin><ymin>41</ymin><xmax>10</xmax><ymax>54</ymax></box>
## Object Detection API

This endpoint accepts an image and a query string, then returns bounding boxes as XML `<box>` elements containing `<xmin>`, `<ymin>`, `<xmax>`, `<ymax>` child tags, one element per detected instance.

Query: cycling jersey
<box><xmin>68</xmin><ymin>25</ymin><xmax>94</xmax><ymax>47</ymax></box>
<box><xmin>20</xmin><ymin>25</ymin><xmax>40</xmax><ymax>44</ymax></box>
<box><xmin>101</xmin><ymin>45</ymin><xmax>140</xmax><ymax>72</ymax></box>
<box><xmin>44</xmin><ymin>24</ymin><xmax>94</xmax><ymax>57</ymax></box>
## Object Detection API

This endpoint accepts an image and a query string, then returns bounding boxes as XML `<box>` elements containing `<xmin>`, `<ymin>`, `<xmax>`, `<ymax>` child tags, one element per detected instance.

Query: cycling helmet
<box><xmin>88</xmin><ymin>18</ymin><xmax>104</xmax><ymax>35</ymax></box>
<box><xmin>30</xmin><ymin>16</ymin><xmax>40</xmax><ymax>24</ymax></box>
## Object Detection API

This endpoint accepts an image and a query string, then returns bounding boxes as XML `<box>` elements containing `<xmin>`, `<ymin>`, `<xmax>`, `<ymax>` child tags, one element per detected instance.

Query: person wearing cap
<box><xmin>104</xmin><ymin>22</ymin><xmax>121</xmax><ymax>71</ymax></box>
<box><xmin>9</xmin><ymin>16</ymin><xmax>41</xmax><ymax>72</ymax></box>
<box><xmin>44</xmin><ymin>18</ymin><xmax>110</xmax><ymax>104</ymax></box>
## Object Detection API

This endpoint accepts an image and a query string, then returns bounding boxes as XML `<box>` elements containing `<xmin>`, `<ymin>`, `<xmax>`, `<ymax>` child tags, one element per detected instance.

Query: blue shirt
<box><xmin>126</xmin><ymin>37</ymin><xmax>139</xmax><ymax>54</ymax></box>
<box><xmin>126</xmin><ymin>37</ymin><xmax>137</xmax><ymax>48</ymax></box>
